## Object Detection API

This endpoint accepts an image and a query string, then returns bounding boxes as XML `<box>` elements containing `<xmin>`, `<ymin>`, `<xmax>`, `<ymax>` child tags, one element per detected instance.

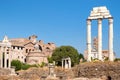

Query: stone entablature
<box><xmin>88</xmin><ymin>6</ymin><xmax>112</xmax><ymax>20</ymax></box>
<box><xmin>0</xmin><ymin>35</ymin><xmax>56</xmax><ymax>68</ymax></box>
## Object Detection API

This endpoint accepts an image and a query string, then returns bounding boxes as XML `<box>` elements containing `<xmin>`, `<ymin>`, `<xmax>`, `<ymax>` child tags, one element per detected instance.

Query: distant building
<box><xmin>0</xmin><ymin>35</ymin><xmax>56</xmax><ymax>68</ymax></box>
<box><xmin>84</xmin><ymin>37</ymin><xmax>115</xmax><ymax>60</ymax></box>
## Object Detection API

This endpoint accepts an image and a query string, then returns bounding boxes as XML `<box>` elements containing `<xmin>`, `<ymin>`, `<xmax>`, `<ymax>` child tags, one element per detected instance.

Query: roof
<box><xmin>9</xmin><ymin>38</ymin><xmax>31</xmax><ymax>47</ymax></box>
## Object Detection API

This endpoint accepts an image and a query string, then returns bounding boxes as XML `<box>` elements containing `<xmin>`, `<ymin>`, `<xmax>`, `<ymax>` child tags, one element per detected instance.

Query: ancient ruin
<box><xmin>62</xmin><ymin>57</ymin><xmax>71</xmax><ymax>69</ymax></box>
<box><xmin>86</xmin><ymin>6</ymin><xmax>114</xmax><ymax>61</ymax></box>
<box><xmin>0</xmin><ymin>35</ymin><xmax>56</xmax><ymax>68</ymax></box>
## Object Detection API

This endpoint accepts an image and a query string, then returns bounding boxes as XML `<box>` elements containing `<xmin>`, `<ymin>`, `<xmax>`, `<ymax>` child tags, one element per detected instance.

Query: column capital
<box><xmin>98</xmin><ymin>18</ymin><xmax>102</xmax><ymax>24</ymax></box>
<box><xmin>108</xmin><ymin>17</ymin><xmax>113</xmax><ymax>24</ymax></box>
<box><xmin>87</xmin><ymin>19</ymin><xmax>91</xmax><ymax>25</ymax></box>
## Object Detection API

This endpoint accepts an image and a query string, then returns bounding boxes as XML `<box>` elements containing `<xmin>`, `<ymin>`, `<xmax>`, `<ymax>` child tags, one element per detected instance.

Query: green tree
<box><xmin>11</xmin><ymin>60</ymin><xmax>22</xmax><ymax>71</ymax></box>
<box><xmin>51</xmin><ymin>46</ymin><xmax>79</xmax><ymax>67</ymax></box>
<box><xmin>79</xmin><ymin>53</ymin><xmax>84</xmax><ymax>60</ymax></box>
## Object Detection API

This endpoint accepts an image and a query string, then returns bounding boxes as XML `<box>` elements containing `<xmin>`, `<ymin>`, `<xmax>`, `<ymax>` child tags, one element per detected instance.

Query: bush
<box><xmin>11</xmin><ymin>60</ymin><xmax>22</xmax><ymax>71</ymax></box>
<box><xmin>11</xmin><ymin>60</ymin><xmax>38</xmax><ymax>71</ymax></box>
<box><xmin>104</xmin><ymin>57</ymin><xmax>109</xmax><ymax>61</ymax></box>
<box><xmin>40</xmin><ymin>62</ymin><xmax>46</xmax><ymax>67</ymax></box>
<box><xmin>21</xmin><ymin>63</ymin><xmax>31</xmax><ymax>70</ymax></box>
<box><xmin>47</xmin><ymin>56</ymin><xmax>53</xmax><ymax>63</ymax></box>
<box><xmin>114</xmin><ymin>58</ymin><xmax>120</xmax><ymax>62</ymax></box>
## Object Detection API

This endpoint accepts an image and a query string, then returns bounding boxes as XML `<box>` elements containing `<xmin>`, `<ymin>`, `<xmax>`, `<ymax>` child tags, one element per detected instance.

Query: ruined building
<box><xmin>0</xmin><ymin>35</ymin><xmax>56</xmax><ymax>68</ymax></box>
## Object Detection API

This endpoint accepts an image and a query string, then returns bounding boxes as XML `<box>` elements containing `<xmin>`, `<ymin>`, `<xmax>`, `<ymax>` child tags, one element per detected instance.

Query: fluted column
<box><xmin>87</xmin><ymin>19</ymin><xmax>92</xmax><ymax>61</ymax></box>
<box><xmin>98</xmin><ymin>19</ymin><xmax>103</xmax><ymax>61</ymax></box>
<box><xmin>109</xmin><ymin>18</ymin><xmax>114</xmax><ymax>61</ymax></box>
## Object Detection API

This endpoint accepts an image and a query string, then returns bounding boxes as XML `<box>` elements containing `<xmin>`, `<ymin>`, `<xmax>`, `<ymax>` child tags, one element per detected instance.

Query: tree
<box><xmin>11</xmin><ymin>60</ymin><xmax>36</xmax><ymax>71</ymax></box>
<box><xmin>79</xmin><ymin>53</ymin><xmax>84</xmax><ymax>60</ymax></box>
<box><xmin>11</xmin><ymin>60</ymin><xmax>22</xmax><ymax>71</ymax></box>
<box><xmin>51</xmin><ymin>46</ymin><xmax>79</xmax><ymax>66</ymax></box>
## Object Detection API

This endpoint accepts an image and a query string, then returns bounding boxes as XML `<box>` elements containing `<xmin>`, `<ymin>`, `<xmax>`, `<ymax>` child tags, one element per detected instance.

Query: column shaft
<box><xmin>69</xmin><ymin>59</ymin><xmax>71</xmax><ymax>69</ymax></box>
<box><xmin>109</xmin><ymin>18</ymin><xmax>114</xmax><ymax>61</ymax></box>
<box><xmin>8</xmin><ymin>48</ymin><xmax>11</xmax><ymax>68</ymax></box>
<box><xmin>0</xmin><ymin>47</ymin><xmax>3</xmax><ymax>68</ymax></box>
<box><xmin>87</xmin><ymin>19</ymin><xmax>92</xmax><ymax>61</ymax></box>
<box><xmin>98</xmin><ymin>19</ymin><xmax>103</xmax><ymax>61</ymax></box>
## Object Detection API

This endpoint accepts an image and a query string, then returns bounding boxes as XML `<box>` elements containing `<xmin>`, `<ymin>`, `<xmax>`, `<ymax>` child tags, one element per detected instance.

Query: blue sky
<box><xmin>0</xmin><ymin>0</ymin><xmax>120</xmax><ymax>57</ymax></box>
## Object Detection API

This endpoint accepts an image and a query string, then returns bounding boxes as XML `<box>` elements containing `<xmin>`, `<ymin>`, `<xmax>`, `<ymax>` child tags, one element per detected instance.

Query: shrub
<box><xmin>114</xmin><ymin>58</ymin><xmax>120</xmax><ymax>62</ymax></box>
<box><xmin>47</xmin><ymin>56</ymin><xmax>53</xmax><ymax>63</ymax></box>
<box><xmin>40</xmin><ymin>62</ymin><xmax>46</xmax><ymax>67</ymax></box>
<box><xmin>21</xmin><ymin>63</ymin><xmax>31</xmax><ymax>70</ymax></box>
<box><xmin>11</xmin><ymin>60</ymin><xmax>22</xmax><ymax>71</ymax></box>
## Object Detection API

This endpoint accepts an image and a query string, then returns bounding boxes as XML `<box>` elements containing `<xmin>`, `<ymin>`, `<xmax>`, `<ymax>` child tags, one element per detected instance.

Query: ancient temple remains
<box><xmin>86</xmin><ymin>6</ymin><xmax>114</xmax><ymax>61</ymax></box>
<box><xmin>62</xmin><ymin>57</ymin><xmax>71</xmax><ymax>69</ymax></box>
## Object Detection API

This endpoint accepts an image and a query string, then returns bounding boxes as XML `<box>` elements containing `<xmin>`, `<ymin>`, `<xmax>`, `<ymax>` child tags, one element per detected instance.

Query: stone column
<box><xmin>108</xmin><ymin>18</ymin><xmax>114</xmax><ymax>61</ymax></box>
<box><xmin>87</xmin><ymin>19</ymin><xmax>92</xmax><ymax>61</ymax></box>
<box><xmin>68</xmin><ymin>58</ymin><xmax>71</xmax><ymax>69</ymax></box>
<box><xmin>0</xmin><ymin>47</ymin><xmax>3</xmax><ymax>68</ymax></box>
<box><xmin>98</xmin><ymin>18</ymin><xmax>103</xmax><ymax>61</ymax></box>
<box><xmin>65</xmin><ymin>59</ymin><xmax>67</xmax><ymax>69</ymax></box>
<box><xmin>8</xmin><ymin>48</ymin><xmax>11</xmax><ymax>68</ymax></box>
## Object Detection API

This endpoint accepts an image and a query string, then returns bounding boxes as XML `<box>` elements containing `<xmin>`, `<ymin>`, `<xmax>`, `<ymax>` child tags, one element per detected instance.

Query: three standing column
<box><xmin>87</xmin><ymin>19</ymin><xmax>92</xmax><ymax>62</ymax></box>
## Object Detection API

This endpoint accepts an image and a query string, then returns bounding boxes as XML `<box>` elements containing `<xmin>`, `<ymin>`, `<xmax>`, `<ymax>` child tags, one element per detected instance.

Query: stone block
<box><xmin>100</xmin><ymin>13</ymin><xmax>110</xmax><ymax>16</ymax></box>
<box><xmin>88</xmin><ymin>6</ymin><xmax>112</xmax><ymax>19</ymax></box>
<box><xmin>103</xmin><ymin>15</ymin><xmax>112</xmax><ymax>18</ymax></box>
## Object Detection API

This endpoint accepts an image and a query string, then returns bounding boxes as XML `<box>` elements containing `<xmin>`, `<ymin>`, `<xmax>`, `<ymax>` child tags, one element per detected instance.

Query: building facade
<box><xmin>0</xmin><ymin>35</ymin><xmax>56</xmax><ymax>68</ymax></box>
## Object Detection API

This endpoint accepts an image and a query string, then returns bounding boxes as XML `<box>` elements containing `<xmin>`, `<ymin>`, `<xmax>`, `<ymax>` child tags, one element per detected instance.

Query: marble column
<box><xmin>98</xmin><ymin>18</ymin><xmax>103</xmax><ymax>61</ymax></box>
<box><xmin>8</xmin><ymin>48</ymin><xmax>11</xmax><ymax>68</ymax></box>
<box><xmin>68</xmin><ymin>58</ymin><xmax>71</xmax><ymax>69</ymax></box>
<box><xmin>0</xmin><ymin>47</ymin><xmax>3</xmax><ymax>68</ymax></box>
<box><xmin>65</xmin><ymin>60</ymin><xmax>67</xmax><ymax>69</ymax></box>
<box><xmin>108</xmin><ymin>18</ymin><xmax>114</xmax><ymax>61</ymax></box>
<box><xmin>87</xmin><ymin>19</ymin><xmax>92</xmax><ymax>61</ymax></box>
